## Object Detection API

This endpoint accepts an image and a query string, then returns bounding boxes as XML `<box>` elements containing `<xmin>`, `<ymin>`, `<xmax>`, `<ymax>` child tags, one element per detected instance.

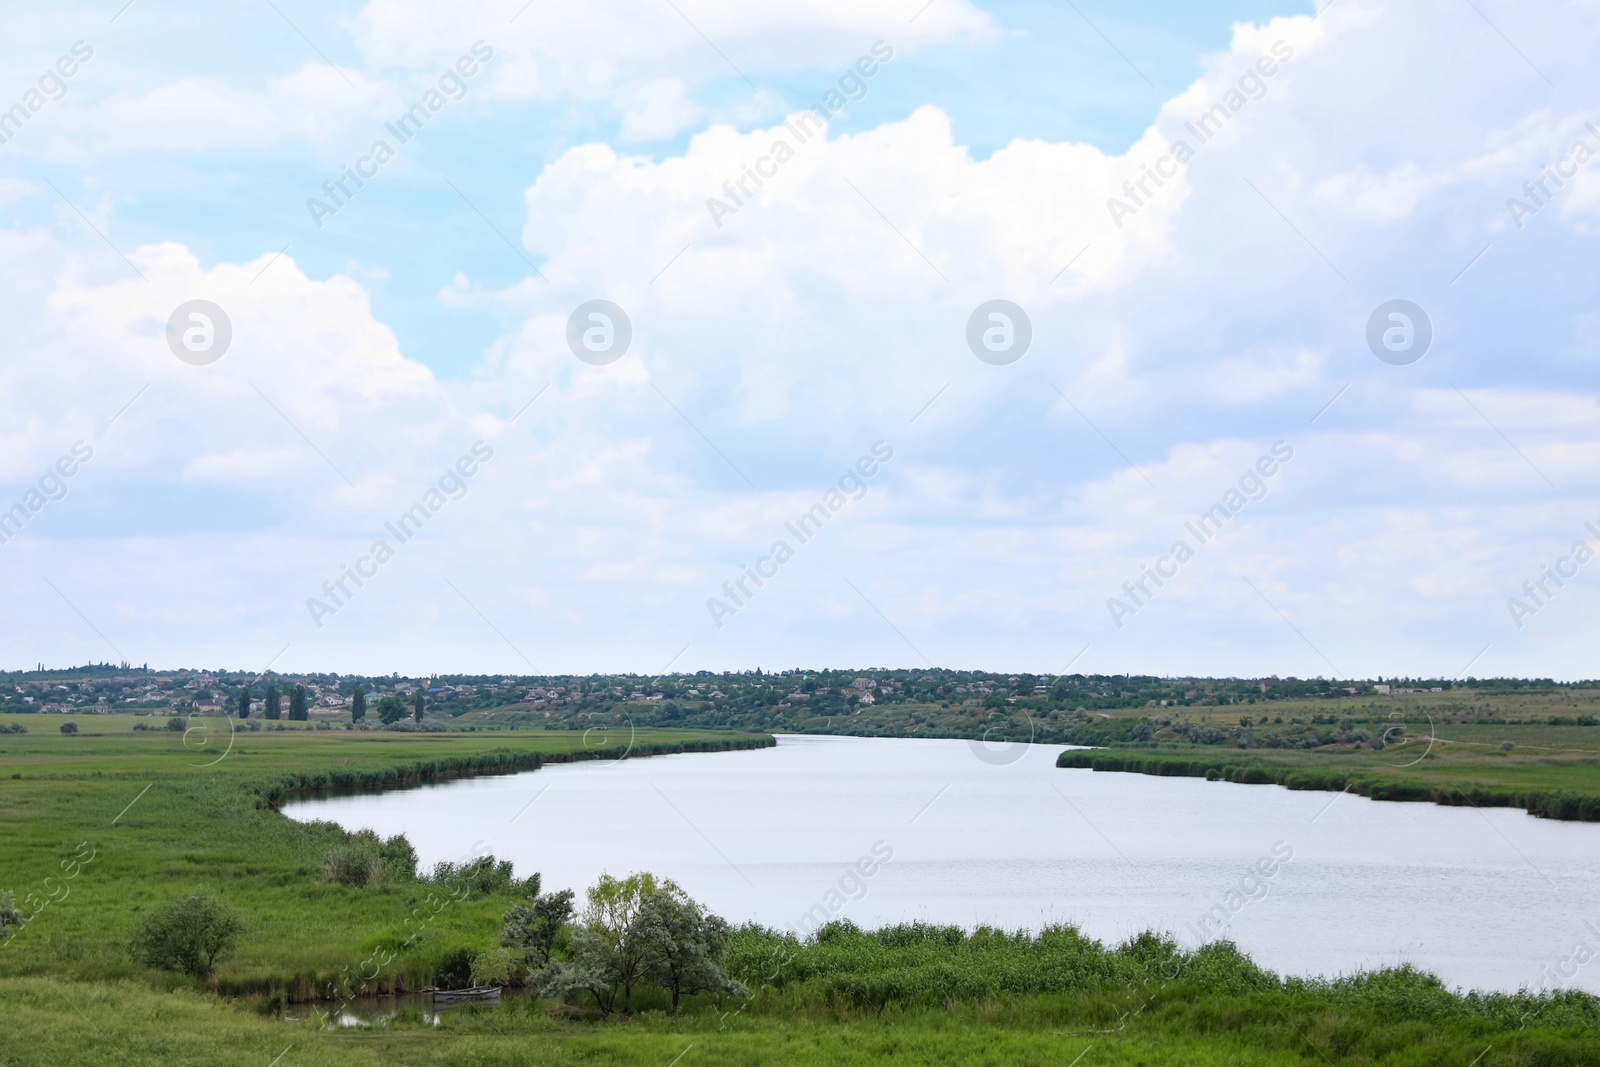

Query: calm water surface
<box><xmin>285</xmin><ymin>735</ymin><xmax>1599</xmax><ymax>993</ymax></box>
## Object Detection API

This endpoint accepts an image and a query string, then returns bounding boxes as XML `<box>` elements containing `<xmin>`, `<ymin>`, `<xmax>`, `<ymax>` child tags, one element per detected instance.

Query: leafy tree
<box><xmin>289</xmin><ymin>685</ymin><xmax>308</xmax><ymax>721</ymax></box>
<box><xmin>583</xmin><ymin>871</ymin><xmax>680</xmax><ymax>946</ymax></box>
<box><xmin>350</xmin><ymin>688</ymin><xmax>367</xmax><ymax>723</ymax></box>
<box><xmin>237</xmin><ymin>687</ymin><xmax>251</xmax><ymax>719</ymax></box>
<box><xmin>264</xmin><ymin>684</ymin><xmax>280</xmax><ymax>720</ymax></box>
<box><xmin>414</xmin><ymin>690</ymin><xmax>426</xmax><ymax>722</ymax></box>
<box><xmin>538</xmin><ymin>927</ymin><xmax>623</xmax><ymax>1014</ymax></box>
<box><xmin>501</xmin><ymin>889</ymin><xmax>574</xmax><ymax>974</ymax></box>
<box><xmin>535</xmin><ymin>875</ymin><xmax>741</xmax><ymax>1015</ymax></box>
<box><xmin>59</xmin><ymin>722</ymin><xmax>78</xmax><ymax>735</ymax></box>
<box><xmin>376</xmin><ymin>696</ymin><xmax>407</xmax><ymax>725</ymax></box>
<box><xmin>628</xmin><ymin>892</ymin><xmax>744</xmax><ymax>1011</ymax></box>
<box><xmin>128</xmin><ymin>890</ymin><xmax>245</xmax><ymax>977</ymax></box>
<box><xmin>166</xmin><ymin>716</ymin><xmax>187</xmax><ymax>732</ymax></box>
<box><xmin>581</xmin><ymin>871</ymin><xmax>682</xmax><ymax>1011</ymax></box>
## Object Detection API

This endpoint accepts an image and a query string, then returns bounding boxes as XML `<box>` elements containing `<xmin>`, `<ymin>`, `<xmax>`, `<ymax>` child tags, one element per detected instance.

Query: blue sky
<box><xmin>3</xmin><ymin>0</ymin><xmax>1599</xmax><ymax>678</ymax></box>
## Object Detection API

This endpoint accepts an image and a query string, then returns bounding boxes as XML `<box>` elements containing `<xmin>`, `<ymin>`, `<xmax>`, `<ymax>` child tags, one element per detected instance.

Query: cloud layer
<box><xmin>3</xmin><ymin>0</ymin><xmax>1599</xmax><ymax>678</ymax></box>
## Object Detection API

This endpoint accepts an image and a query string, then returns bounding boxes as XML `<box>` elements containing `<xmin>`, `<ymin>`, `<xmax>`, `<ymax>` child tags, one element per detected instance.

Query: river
<box><xmin>284</xmin><ymin>734</ymin><xmax>1599</xmax><ymax>993</ymax></box>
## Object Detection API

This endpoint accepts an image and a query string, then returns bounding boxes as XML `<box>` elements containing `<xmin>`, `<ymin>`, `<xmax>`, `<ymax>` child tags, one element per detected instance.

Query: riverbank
<box><xmin>1057</xmin><ymin>742</ymin><xmax>1600</xmax><ymax>821</ymax></box>
<box><xmin>0</xmin><ymin>723</ymin><xmax>771</xmax><ymax>997</ymax></box>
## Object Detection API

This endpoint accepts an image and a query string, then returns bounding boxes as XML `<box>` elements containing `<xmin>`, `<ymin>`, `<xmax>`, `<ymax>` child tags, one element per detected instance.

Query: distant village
<box><xmin>0</xmin><ymin>662</ymin><xmax>1560</xmax><ymax>722</ymax></box>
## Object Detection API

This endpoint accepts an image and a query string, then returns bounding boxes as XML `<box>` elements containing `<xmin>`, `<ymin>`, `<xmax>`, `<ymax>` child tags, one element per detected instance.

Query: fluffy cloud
<box><xmin>5</xmin><ymin>0</ymin><xmax>1600</xmax><ymax>677</ymax></box>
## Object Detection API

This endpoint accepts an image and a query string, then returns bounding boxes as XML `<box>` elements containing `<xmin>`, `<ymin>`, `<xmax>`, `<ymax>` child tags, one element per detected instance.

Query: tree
<box><xmin>128</xmin><ymin>890</ymin><xmax>245</xmax><ymax>977</ymax></box>
<box><xmin>237</xmin><ymin>687</ymin><xmax>251</xmax><ymax>719</ymax></box>
<box><xmin>501</xmin><ymin>889</ymin><xmax>574</xmax><ymax>975</ymax></box>
<box><xmin>264</xmin><ymin>684</ymin><xmax>280</xmax><ymax>721</ymax></box>
<box><xmin>581</xmin><ymin>871</ymin><xmax>682</xmax><ymax>1011</ymax></box>
<box><xmin>628</xmin><ymin>892</ymin><xmax>744</xmax><ymax>1012</ymax></box>
<box><xmin>376</xmin><ymin>696</ymin><xmax>407</xmax><ymax>725</ymax></box>
<box><xmin>538</xmin><ymin>927</ymin><xmax>623</xmax><ymax>1014</ymax></box>
<box><xmin>414</xmin><ymin>690</ymin><xmax>426</xmax><ymax>722</ymax></box>
<box><xmin>289</xmin><ymin>685</ymin><xmax>308</xmax><ymax>721</ymax></box>
<box><xmin>350</xmin><ymin>688</ymin><xmax>367</xmax><ymax>723</ymax></box>
<box><xmin>59</xmin><ymin>722</ymin><xmax>78</xmax><ymax>735</ymax></box>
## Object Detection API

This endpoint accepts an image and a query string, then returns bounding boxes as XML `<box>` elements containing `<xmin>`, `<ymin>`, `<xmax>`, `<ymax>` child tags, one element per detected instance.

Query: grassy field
<box><xmin>0</xmin><ymin>716</ymin><xmax>771</xmax><ymax>996</ymax></box>
<box><xmin>3</xmin><ymin>714</ymin><xmax>1598</xmax><ymax>1065</ymax></box>
<box><xmin>1053</xmin><ymin>692</ymin><xmax>1600</xmax><ymax>820</ymax></box>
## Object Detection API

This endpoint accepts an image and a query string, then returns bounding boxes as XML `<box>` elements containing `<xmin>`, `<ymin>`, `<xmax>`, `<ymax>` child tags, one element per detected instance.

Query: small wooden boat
<box><xmin>431</xmin><ymin>986</ymin><xmax>501</xmax><ymax>1006</ymax></box>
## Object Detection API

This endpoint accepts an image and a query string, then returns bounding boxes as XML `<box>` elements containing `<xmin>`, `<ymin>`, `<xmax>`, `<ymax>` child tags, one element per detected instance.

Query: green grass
<box><xmin>0</xmin><ymin>719</ymin><xmax>771</xmax><ymax>996</ymax></box>
<box><xmin>3</xmin><ymin>716</ymin><xmax>1598</xmax><ymax>1065</ymax></box>
<box><xmin>3</xmin><ymin>965</ymin><xmax>1598</xmax><ymax>1066</ymax></box>
<box><xmin>1056</xmin><ymin>730</ymin><xmax>1600</xmax><ymax>821</ymax></box>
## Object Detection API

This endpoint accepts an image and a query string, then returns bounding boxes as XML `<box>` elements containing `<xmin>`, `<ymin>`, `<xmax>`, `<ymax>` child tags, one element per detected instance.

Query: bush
<box><xmin>323</xmin><ymin>841</ymin><xmax>383</xmax><ymax>887</ymax></box>
<box><xmin>0</xmin><ymin>890</ymin><xmax>23</xmax><ymax>939</ymax></box>
<box><xmin>430</xmin><ymin>855</ymin><xmax>538</xmax><ymax>898</ymax></box>
<box><xmin>386</xmin><ymin>720</ymin><xmax>446</xmax><ymax>733</ymax></box>
<box><xmin>59</xmin><ymin>722</ymin><xmax>78</xmax><ymax>735</ymax></box>
<box><xmin>471</xmin><ymin>947</ymin><xmax>514</xmax><ymax>987</ymax></box>
<box><xmin>166</xmin><ymin>717</ymin><xmax>187</xmax><ymax>731</ymax></box>
<box><xmin>0</xmin><ymin>723</ymin><xmax>27</xmax><ymax>734</ymax></box>
<box><xmin>436</xmin><ymin>946</ymin><xmax>477</xmax><ymax>990</ymax></box>
<box><xmin>128</xmin><ymin>891</ymin><xmax>245</xmax><ymax>977</ymax></box>
<box><xmin>322</xmin><ymin>830</ymin><xmax>417</xmax><ymax>886</ymax></box>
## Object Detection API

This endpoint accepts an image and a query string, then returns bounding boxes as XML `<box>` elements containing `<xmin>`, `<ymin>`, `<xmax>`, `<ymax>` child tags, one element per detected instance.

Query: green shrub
<box><xmin>436</xmin><ymin>946</ymin><xmax>477</xmax><ymax>989</ymax></box>
<box><xmin>0</xmin><ymin>890</ymin><xmax>23</xmax><ymax>939</ymax></box>
<box><xmin>321</xmin><ymin>829</ymin><xmax>417</xmax><ymax>886</ymax></box>
<box><xmin>470</xmin><ymin>947</ymin><xmax>513</xmax><ymax>987</ymax></box>
<box><xmin>429</xmin><ymin>855</ymin><xmax>538</xmax><ymax>898</ymax></box>
<box><xmin>58</xmin><ymin>722</ymin><xmax>78</xmax><ymax>735</ymax></box>
<box><xmin>128</xmin><ymin>890</ymin><xmax>245</xmax><ymax>977</ymax></box>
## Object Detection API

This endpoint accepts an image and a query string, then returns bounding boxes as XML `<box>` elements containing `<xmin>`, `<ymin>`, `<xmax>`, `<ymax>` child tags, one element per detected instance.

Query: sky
<box><xmin>1</xmin><ymin>0</ymin><xmax>1598</xmax><ymax>680</ymax></box>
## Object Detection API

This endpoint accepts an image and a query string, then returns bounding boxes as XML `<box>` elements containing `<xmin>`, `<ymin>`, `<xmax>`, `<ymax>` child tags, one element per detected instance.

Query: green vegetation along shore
<box><xmin>3</xmin><ymin>717</ymin><xmax>1599</xmax><ymax>1065</ymax></box>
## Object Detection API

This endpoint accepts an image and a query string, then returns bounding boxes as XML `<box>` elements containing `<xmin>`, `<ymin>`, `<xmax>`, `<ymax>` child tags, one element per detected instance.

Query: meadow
<box><xmin>3</xmin><ymin>712</ymin><xmax>1598</xmax><ymax>1065</ymax></box>
<box><xmin>1052</xmin><ymin>692</ymin><xmax>1600</xmax><ymax>821</ymax></box>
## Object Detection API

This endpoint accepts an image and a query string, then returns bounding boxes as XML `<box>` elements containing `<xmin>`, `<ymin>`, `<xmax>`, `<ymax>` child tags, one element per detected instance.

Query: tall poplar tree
<box><xmin>264</xmin><ymin>684</ymin><xmax>280</xmax><ymax>720</ymax></box>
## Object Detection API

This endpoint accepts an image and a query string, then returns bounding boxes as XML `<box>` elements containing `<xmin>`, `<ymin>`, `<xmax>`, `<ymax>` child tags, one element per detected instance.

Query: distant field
<box><xmin>1048</xmin><ymin>692</ymin><xmax>1600</xmax><ymax>821</ymax></box>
